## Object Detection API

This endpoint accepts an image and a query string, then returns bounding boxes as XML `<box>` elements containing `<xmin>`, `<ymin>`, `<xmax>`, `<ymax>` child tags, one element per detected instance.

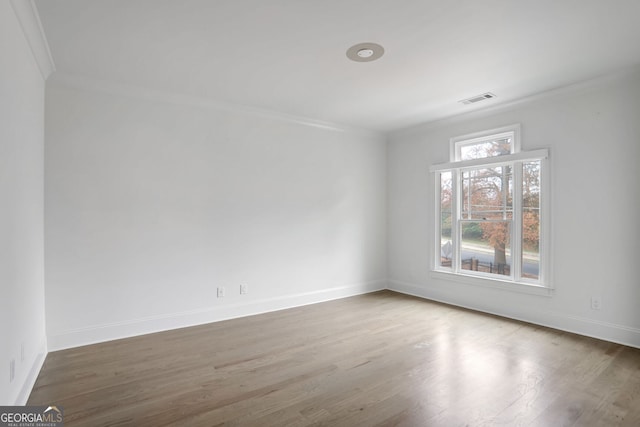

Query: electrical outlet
<box><xmin>591</xmin><ymin>296</ymin><xmax>602</xmax><ymax>310</ymax></box>
<box><xmin>9</xmin><ymin>359</ymin><xmax>15</xmax><ymax>383</ymax></box>
<box><xmin>217</xmin><ymin>286</ymin><xmax>225</xmax><ymax>298</ymax></box>
<box><xmin>240</xmin><ymin>284</ymin><xmax>248</xmax><ymax>295</ymax></box>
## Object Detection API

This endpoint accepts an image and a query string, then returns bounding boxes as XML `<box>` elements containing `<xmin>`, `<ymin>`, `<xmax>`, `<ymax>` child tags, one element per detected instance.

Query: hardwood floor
<box><xmin>28</xmin><ymin>291</ymin><xmax>640</xmax><ymax>426</ymax></box>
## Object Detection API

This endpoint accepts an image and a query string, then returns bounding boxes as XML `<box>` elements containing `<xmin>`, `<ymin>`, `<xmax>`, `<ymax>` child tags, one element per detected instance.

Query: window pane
<box><xmin>522</xmin><ymin>161</ymin><xmax>541</xmax><ymax>280</ymax></box>
<box><xmin>459</xmin><ymin>137</ymin><xmax>511</xmax><ymax>161</ymax></box>
<box><xmin>461</xmin><ymin>220</ymin><xmax>511</xmax><ymax>277</ymax></box>
<box><xmin>439</xmin><ymin>172</ymin><xmax>452</xmax><ymax>268</ymax></box>
<box><xmin>462</xmin><ymin>166</ymin><xmax>513</xmax><ymax>220</ymax></box>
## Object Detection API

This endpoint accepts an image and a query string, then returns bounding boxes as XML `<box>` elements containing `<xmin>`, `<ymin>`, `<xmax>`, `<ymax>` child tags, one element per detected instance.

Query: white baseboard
<box><xmin>14</xmin><ymin>339</ymin><xmax>47</xmax><ymax>406</ymax></box>
<box><xmin>48</xmin><ymin>280</ymin><xmax>386</xmax><ymax>351</ymax></box>
<box><xmin>388</xmin><ymin>279</ymin><xmax>640</xmax><ymax>349</ymax></box>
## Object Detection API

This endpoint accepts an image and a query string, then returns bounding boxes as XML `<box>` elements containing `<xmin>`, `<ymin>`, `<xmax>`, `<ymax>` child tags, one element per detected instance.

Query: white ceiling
<box><xmin>35</xmin><ymin>0</ymin><xmax>640</xmax><ymax>133</ymax></box>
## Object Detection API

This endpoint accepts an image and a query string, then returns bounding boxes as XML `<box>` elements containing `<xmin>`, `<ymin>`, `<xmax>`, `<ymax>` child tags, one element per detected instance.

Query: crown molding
<box><xmin>48</xmin><ymin>72</ymin><xmax>384</xmax><ymax>139</ymax></box>
<box><xmin>9</xmin><ymin>0</ymin><xmax>55</xmax><ymax>80</ymax></box>
<box><xmin>390</xmin><ymin>63</ymin><xmax>640</xmax><ymax>139</ymax></box>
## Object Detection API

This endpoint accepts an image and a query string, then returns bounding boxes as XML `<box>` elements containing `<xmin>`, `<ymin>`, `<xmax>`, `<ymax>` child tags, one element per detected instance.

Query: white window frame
<box><xmin>430</xmin><ymin>124</ymin><xmax>552</xmax><ymax>295</ymax></box>
<box><xmin>450</xmin><ymin>124</ymin><xmax>521</xmax><ymax>161</ymax></box>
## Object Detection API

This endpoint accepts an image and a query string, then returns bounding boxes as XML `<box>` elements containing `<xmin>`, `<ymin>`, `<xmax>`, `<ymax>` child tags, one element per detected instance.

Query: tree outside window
<box><xmin>433</xmin><ymin>125</ymin><xmax>548</xmax><ymax>287</ymax></box>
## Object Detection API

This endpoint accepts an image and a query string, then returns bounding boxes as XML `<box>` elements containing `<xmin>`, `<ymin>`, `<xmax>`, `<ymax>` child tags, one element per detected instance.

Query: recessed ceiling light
<box><xmin>347</xmin><ymin>43</ymin><xmax>384</xmax><ymax>62</ymax></box>
<box><xmin>357</xmin><ymin>48</ymin><xmax>374</xmax><ymax>58</ymax></box>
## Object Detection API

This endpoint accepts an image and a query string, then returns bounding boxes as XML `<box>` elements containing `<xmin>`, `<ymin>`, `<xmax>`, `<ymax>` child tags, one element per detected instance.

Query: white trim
<box><xmin>388</xmin><ymin>279</ymin><xmax>640</xmax><ymax>349</ymax></box>
<box><xmin>430</xmin><ymin>148</ymin><xmax>549</xmax><ymax>172</ymax></box>
<box><xmin>13</xmin><ymin>338</ymin><xmax>47</xmax><ymax>405</ymax></box>
<box><xmin>434</xmin><ymin>171</ymin><xmax>445</xmax><ymax>271</ymax></box>
<box><xmin>390</xmin><ymin>64</ymin><xmax>640</xmax><ymax>139</ymax></box>
<box><xmin>432</xmin><ymin>146</ymin><xmax>550</xmax><ymax>289</ymax></box>
<box><xmin>48</xmin><ymin>73</ymin><xmax>384</xmax><ymax>139</ymax></box>
<box><xmin>9</xmin><ymin>0</ymin><xmax>55</xmax><ymax>79</ymax></box>
<box><xmin>47</xmin><ymin>280</ymin><xmax>386</xmax><ymax>351</ymax></box>
<box><xmin>451</xmin><ymin>124</ymin><xmax>521</xmax><ymax>161</ymax></box>
<box><xmin>430</xmin><ymin>270</ymin><xmax>553</xmax><ymax>296</ymax></box>
<box><xmin>513</xmin><ymin>161</ymin><xmax>524</xmax><ymax>282</ymax></box>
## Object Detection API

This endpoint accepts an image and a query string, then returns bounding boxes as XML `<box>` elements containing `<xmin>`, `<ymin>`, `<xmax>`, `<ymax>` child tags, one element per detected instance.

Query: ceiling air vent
<box><xmin>460</xmin><ymin>92</ymin><xmax>496</xmax><ymax>105</ymax></box>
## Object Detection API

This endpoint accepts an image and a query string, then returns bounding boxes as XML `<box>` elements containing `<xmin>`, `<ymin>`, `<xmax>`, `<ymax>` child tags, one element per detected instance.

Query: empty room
<box><xmin>2</xmin><ymin>0</ymin><xmax>640</xmax><ymax>425</ymax></box>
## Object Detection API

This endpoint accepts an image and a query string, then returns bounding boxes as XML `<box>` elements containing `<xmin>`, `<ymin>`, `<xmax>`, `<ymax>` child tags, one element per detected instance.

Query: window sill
<box><xmin>430</xmin><ymin>270</ymin><xmax>554</xmax><ymax>297</ymax></box>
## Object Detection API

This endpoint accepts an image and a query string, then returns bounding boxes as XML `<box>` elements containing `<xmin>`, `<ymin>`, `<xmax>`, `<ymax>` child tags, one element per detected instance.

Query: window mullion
<box><xmin>435</xmin><ymin>171</ymin><xmax>450</xmax><ymax>271</ymax></box>
<box><xmin>452</xmin><ymin>169</ymin><xmax>460</xmax><ymax>273</ymax></box>
<box><xmin>513</xmin><ymin>162</ymin><xmax>523</xmax><ymax>281</ymax></box>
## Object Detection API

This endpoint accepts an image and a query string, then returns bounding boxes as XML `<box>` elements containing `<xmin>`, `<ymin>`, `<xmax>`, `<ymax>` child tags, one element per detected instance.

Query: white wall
<box><xmin>387</xmin><ymin>69</ymin><xmax>640</xmax><ymax>347</ymax></box>
<box><xmin>0</xmin><ymin>2</ymin><xmax>47</xmax><ymax>405</ymax></box>
<box><xmin>45</xmin><ymin>82</ymin><xmax>387</xmax><ymax>350</ymax></box>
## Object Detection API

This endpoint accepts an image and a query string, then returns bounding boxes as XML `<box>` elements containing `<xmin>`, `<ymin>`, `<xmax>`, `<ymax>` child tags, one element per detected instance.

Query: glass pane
<box><xmin>462</xmin><ymin>166</ymin><xmax>513</xmax><ymax>220</ymax></box>
<box><xmin>460</xmin><ymin>221</ymin><xmax>511</xmax><ymax>277</ymax></box>
<box><xmin>439</xmin><ymin>172</ymin><xmax>452</xmax><ymax>268</ymax></box>
<box><xmin>459</xmin><ymin>137</ymin><xmax>511</xmax><ymax>161</ymax></box>
<box><xmin>522</xmin><ymin>161</ymin><xmax>541</xmax><ymax>280</ymax></box>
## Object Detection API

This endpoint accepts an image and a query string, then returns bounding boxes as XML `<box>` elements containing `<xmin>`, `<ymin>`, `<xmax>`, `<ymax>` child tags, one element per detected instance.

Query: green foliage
<box><xmin>461</xmin><ymin>222</ymin><xmax>483</xmax><ymax>239</ymax></box>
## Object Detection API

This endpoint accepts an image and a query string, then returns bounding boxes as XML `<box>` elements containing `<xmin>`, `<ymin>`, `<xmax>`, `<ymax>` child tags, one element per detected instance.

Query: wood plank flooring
<box><xmin>28</xmin><ymin>291</ymin><xmax>640</xmax><ymax>426</ymax></box>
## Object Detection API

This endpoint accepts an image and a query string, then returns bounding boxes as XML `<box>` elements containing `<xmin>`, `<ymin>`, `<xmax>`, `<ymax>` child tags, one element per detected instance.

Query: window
<box><xmin>431</xmin><ymin>125</ymin><xmax>549</xmax><ymax>289</ymax></box>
